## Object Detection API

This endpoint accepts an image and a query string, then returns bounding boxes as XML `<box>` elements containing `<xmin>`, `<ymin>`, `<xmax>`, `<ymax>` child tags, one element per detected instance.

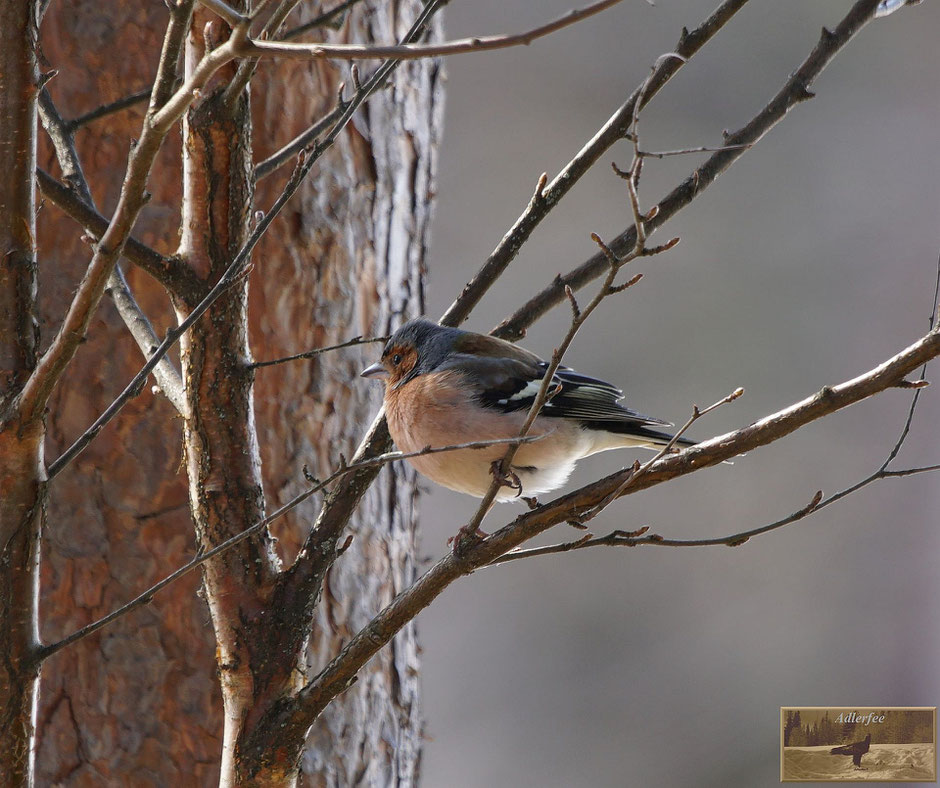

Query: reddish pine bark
<box><xmin>32</xmin><ymin>1</ymin><xmax>441</xmax><ymax>783</ymax></box>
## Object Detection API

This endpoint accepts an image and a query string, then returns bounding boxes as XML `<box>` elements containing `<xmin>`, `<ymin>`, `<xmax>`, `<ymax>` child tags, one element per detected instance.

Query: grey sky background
<box><xmin>411</xmin><ymin>1</ymin><xmax>940</xmax><ymax>786</ymax></box>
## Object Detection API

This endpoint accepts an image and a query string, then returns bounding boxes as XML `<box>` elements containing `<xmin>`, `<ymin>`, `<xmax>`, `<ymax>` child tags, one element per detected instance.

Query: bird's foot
<box><xmin>489</xmin><ymin>460</ymin><xmax>523</xmax><ymax>498</ymax></box>
<box><xmin>448</xmin><ymin>523</ymin><xmax>488</xmax><ymax>556</ymax></box>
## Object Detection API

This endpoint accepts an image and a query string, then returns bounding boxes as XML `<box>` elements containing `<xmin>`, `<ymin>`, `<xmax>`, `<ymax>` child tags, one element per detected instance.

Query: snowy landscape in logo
<box><xmin>783</xmin><ymin>743</ymin><xmax>936</xmax><ymax>782</ymax></box>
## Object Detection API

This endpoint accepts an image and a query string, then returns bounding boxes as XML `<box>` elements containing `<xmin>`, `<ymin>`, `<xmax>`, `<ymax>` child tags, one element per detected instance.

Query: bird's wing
<box><xmin>438</xmin><ymin>352</ymin><xmax>671</xmax><ymax>427</ymax></box>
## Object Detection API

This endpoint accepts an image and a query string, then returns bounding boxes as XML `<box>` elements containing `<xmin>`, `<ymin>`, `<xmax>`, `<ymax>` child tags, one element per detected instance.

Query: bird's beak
<box><xmin>360</xmin><ymin>362</ymin><xmax>388</xmax><ymax>379</ymax></box>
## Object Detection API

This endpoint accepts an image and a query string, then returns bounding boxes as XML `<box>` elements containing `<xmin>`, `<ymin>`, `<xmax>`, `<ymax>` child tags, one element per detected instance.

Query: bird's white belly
<box><xmin>389</xmin><ymin>399</ymin><xmax>593</xmax><ymax>501</ymax></box>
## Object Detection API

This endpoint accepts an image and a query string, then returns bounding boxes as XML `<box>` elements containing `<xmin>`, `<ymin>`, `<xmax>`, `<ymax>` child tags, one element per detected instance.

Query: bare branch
<box><xmin>274</xmin><ymin>324</ymin><xmax>940</xmax><ymax>735</ymax></box>
<box><xmin>281</xmin><ymin>0</ymin><xmax>363</xmax><ymax>40</ymax></box>
<box><xmin>224</xmin><ymin>0</ymin><xmax>306</xmax><ymax>106</ymax></box>
<box><xmin>440</xmin><ymin>0</ymin><xmax>752</xmax><ymax>329</ymax></box>
<box><xmin>196</xmin><ymin>0</ymin><xmax>249</xmax><ymax>26</ymax></box>
<box><xmin>254</xmin><ymin>91</ymin><xmax>348</xmax><ymax>181</ymax></box>
<box><xmin>150</xmin><ymin>0</ymin><xmax>195</xmax><ymax>111</ymax></box>
<box><xmin>36</xmin><ymin>169</ymin><xmax>197</xmax><ymax>293</ymax></box>
<box><xmin>16</xmin><ymin>1</ymin><xmax>196</xmax><ymax>425</ymax></box>
<box><xmin>45</xmin><ymin>0</ymin><xmax>448</xmax><ymax>478</ymax></box>
<box><xmin>637</xmin><ymin>142</ymin><xmax>752</xmax><ymax>159</ymax></box>
<box><xmin>244</xmin><ymin>0</ymin><xmax>625</xmax><ymax>61</ymax></box>
<box><xmin>578</xmin><ymin>387</ymin><xmax>745</xmax><ymax>524</ymax></box>
<box><xmin>37</xmin><ymin>89</ymin><xmax>189</xmax><ymax>416</ymax></box>
<box><xmin>250</xmin><ymin>335</ymin><xmax>387</xmax><ymax>369</ymax></box>
<box><xmin>104</xmin><ymin>266</ymin><xmax>189</xmax><ymax>416</ymax></box>
<box><xmin>66</xmin><ymin>87</ymin><xmax>152</xmax><ymax>131</ymax></box>
<box><xmin>495</xmin><ymin>0</ymin><xmax>885</xmax><ymax>340</ymax></box>
<box><xmin>38</xmin><ymin>433</ymin><xmax>547</xmax><ymax>660</ymax></box>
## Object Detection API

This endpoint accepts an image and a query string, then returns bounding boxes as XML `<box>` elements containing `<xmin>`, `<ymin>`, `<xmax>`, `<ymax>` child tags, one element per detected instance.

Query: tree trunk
<box><xmin>0</xmin><ymin>1</ymin><xmax>42</xmax><ymax>785</ymax></box>
<box><xmin>33</xmin><ymin>0</ymin><xmax>441</xmax><ymax>783</ymax></box>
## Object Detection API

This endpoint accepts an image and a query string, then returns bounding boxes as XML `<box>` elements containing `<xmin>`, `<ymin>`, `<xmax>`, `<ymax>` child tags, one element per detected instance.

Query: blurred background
<box><xmin>415</xmin><ymin>1</ymin><xmax>940</xmax><ymax>785</ymax></box>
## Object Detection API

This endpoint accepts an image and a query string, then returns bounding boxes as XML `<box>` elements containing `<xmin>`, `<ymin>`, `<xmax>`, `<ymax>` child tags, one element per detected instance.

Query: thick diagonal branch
<box><xmin>278</xmin><ymin>326</ymin><xmax>940</xmax><ymax>735</ymax></box>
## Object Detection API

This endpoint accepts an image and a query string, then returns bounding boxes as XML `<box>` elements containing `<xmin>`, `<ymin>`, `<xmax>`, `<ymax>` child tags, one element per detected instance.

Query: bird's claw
<box><xmin>489</xmin><ymin>460</ymin><xmax>523</xmax><ymax>497</ymax></box>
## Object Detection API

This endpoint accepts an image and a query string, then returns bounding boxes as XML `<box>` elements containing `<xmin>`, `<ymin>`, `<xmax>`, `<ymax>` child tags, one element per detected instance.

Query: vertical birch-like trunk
<box><xmin>33</xmin><ymin>0</ymin><xmax>442</xmax><ymax>783</ymax></box>
<box><xmin>0</xmin><ymin>1</ymin><xmax>42</xmax><ymax>784</ymax></box>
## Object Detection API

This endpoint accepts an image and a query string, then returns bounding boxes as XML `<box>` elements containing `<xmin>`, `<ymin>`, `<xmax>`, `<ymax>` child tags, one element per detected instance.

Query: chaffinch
<box><xmin>361</xmin><ymin>318</ymin><xmax>694</xmax><ymax>502</ymax></box>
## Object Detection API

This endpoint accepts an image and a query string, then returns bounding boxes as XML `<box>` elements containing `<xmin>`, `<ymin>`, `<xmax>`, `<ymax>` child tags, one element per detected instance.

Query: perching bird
<box><xmin>830</xmin><ymin>733</ymin><xmax>871</xmax><ymax>768</ymax></box>
<box><xmin>360</xmin><ymin>318</ymin><xmax>694</xmax><ymax>502</ymax></box>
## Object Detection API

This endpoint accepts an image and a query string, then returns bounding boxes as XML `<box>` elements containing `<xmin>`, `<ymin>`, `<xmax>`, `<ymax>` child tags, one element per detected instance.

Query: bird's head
<box><xmin>360</xmin><ymin>318</ymin><xmax>458</xmax><ymax>388</ymax></box>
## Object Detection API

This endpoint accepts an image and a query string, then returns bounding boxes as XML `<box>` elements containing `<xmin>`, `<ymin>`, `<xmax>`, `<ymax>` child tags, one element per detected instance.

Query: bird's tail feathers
<box><xmin>586</xmin><ymin>420</ymin><xmax>697</xmax><ymax>449</ymax></box>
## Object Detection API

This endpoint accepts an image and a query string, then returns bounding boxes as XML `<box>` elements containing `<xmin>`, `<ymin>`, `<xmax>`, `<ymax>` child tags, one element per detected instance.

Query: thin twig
<box><xmin>37</xmin><ymin>88</ymin><xmax>189</xmax><ymax>416</ymax></box>
<box><xmin>67</xmin><ymin>88</ymin><xmax>152</xmax><ymax>131</ymax></box>
<box><xmin>254</xmin><ymin>95</ymin><xmax>347</xmax><ymax>181</ymax></box>
<box><xmin>281</xmin><ymin>0</ymin><xmax>363</xmax><ymax>40</ymax></box>
<box><xmin>637</xmin><ymin>142</ymin><xmax>752</xmax><ymax>159</ymax></box>
<box><xmin>578</xmin><ymin>387</ymin><xmax>744</xmax><ymax>523</ymax></box>
<box><xmin>244</xmin><ymin>0</ymin><xmax>625</xmax><ymax>61</ymax></box>
<box><xmin>38</xmin><ymin>433</ymin><xmax>546</xmax><ymax>660</ymax></box>
<box><xmin>250</xmin><ymin>335</ymin><xmax>387</xmax><ymax>369</ymax></box>
<box><xmin>224</xmin><ymin>0</ymin><xmax>307</xmax><ymax>106</ymax></box>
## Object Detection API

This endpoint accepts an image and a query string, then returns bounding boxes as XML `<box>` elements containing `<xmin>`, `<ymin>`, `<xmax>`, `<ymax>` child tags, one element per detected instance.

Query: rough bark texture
<box><xmin>252</xmin><ymin>5</ymin><xmax>441</xmax><ymax>781</ymax></box>
<box><xmin>33</xmin><ymin>0</ymin><xmax>441</xmax><ymax>784</ymax></box>
<box><xmin>0</xmin><ymin>1</ymin><xmax>43</xmax><ymax>785</ymax></box>
<box><xmin>176</xmin><ymin>8</ymin><xmax>285</xmax><ymax>784</ymax></box>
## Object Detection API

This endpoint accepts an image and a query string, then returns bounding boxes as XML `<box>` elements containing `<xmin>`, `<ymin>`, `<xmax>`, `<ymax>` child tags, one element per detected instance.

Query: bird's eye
<box><xmin>392</xmin><ymin>353</ymin><xmax>402</xmax><ymax>365</ymax></box>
